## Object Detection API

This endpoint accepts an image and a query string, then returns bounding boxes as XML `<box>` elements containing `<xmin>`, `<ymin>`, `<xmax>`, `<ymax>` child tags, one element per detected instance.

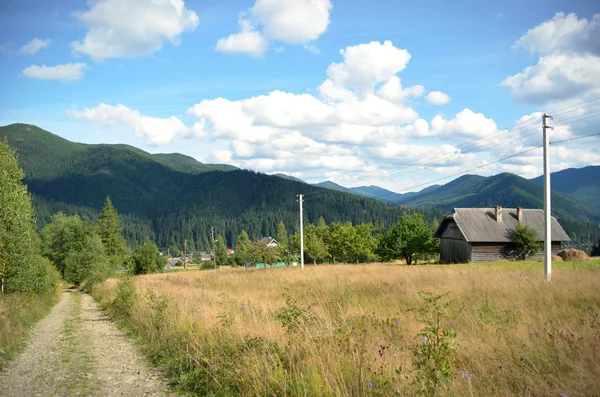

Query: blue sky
<box><xmin>1</xmin><ymin>0</ymin><xmax>599</xmax><ymax>192</ymax></box>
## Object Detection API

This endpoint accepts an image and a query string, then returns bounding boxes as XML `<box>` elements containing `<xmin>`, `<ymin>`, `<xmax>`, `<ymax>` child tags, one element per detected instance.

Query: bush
<box><xmin>511</xmin><ymin>223</ymin><xmax>542</xmax><ymax>260</ymax></box>
<box><xmin>113</xmin><ymin>276</ymin><xmax>137</xmax><ymax>319</ymax></box>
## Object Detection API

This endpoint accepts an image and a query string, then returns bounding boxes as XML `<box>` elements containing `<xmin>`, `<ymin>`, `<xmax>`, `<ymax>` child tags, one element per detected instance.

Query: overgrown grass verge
<box><xmin>0</xmin><ymin>288</ymin><xmax>60</xmax><ymax>370</ymax></box>
<box><xmin>93</xmin><ymin>262</ymin><xmax>600</xmax><ymax>396</ymax></box>
<box><xmin>54</xmin><ymin>290</ymin><xmax>101</xmax><ymax>396</ymax></box>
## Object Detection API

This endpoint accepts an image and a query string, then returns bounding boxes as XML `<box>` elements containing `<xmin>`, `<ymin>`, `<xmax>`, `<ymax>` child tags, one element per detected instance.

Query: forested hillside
<box><xmin>2</xmin><ymin>124</ymin><xmax>442</xmax><ymax>251</ymax></box>
<box><xmin>530</xmin><ymin>165</ymin><xmax>600</xmax><ymax>207</ymax></box>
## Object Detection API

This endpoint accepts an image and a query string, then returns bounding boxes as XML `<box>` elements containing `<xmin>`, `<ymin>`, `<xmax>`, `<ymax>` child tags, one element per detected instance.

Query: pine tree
<box><xmin>215</xmin><ymin>234</ymin><xmax>228</xmax><ymax>266</ymax></box>
<box><xmin>234</xmin><ymin>230</ymin><xmax>250</xmax><ymax>266</ymax></box>
<box><xmin>96</xmin><ymin>196</ymin><xmax>127</xmax><ymax>266</ymax></box>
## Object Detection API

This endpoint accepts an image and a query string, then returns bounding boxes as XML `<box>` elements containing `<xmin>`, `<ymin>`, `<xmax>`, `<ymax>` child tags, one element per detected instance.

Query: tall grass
<box><xmin>0</xmin><ymin>289</ymin><xmax>60</xmax><ymax>370</ymax></box>
<box><xmin>93</xmin><ymin>261</ymin><xmax>600</xmax><ymax>396</ymax></box>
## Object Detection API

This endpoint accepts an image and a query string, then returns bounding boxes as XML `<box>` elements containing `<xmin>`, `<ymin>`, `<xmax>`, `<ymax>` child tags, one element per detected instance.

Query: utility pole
<box><xmin>543</xmin><ymin>113</ymin><xmax>553</xmax><ymax>281</ymax></box>
<box><xmin>184</xmin><ymin>239</ymin><xmax>187</xmax><ymax>271</ymax></box>
<box><xmin>298</xmin><ymin>194</ymin><xmax>304</xmax><ymax>270</ymax></box>
<box><xmin>211</xmin><ymin>226</ymin><xmax>217</xmax><ymax>270</ymax></box>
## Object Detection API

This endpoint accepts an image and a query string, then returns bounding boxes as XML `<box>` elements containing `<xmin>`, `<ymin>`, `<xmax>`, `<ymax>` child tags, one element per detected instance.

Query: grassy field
<box><xmin>93</xmin><ymin>260</ymin><xmax>600</xmax><ymax>396</ymax></box>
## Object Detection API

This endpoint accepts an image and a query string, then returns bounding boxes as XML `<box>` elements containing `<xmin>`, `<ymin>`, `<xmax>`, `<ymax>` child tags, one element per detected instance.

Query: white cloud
<box><xmin>322</xmin><ymin>41</ymin><xmax>411</xmax><ymax>96</ymax></box>
<box><xmin>215</xmin><ymin>17</ymin><xmax>268</xmax><ymax>57</ymax></box>
<box><xmin>20</xmin><ymin>38</ymin><xmax>51</xmax><ymax>55</ymax></box>
<box><xmin>425</xmin><ymin>91</ymin><xmax>451</xmax><ymax>106</ymax></box>
<box><xmin>431</xmin><ymin>108</ymin><xmax>500</xmax><ymax>140</ymax></box>
<box><xmin>377</xmin><ymin>76</ymin><xmax>424</xmax><ymax>103</ymax></box>
<box><xmin>503</xmin><ymin>12</ymin><xmax>600</xmax><ymax>105</ymax></box>
<box><xmin>22</xmin><ymin>63</ymin><xmax>87</xmax><ymax>82</ymax></box>
<box><xmin>251</xmin><ymin>0</ymin><xmax>332</xmax><ymax>44</ymax></box>
<box><xmin>216</xmin><ymin>0</ymin><xmax>332</xmax><ymax>56</ymax></box>
<box><xmin>67</xmin><ymin>103</ymin><xmax>203</xmax><ymax>145</ymax></box>
<box><xmin>514</xmin><ymin>12</ymin><xmax>600</xmax><ymax>56</ymax></box>
<box><xmin>71</xmin><ymin>0</ymin><xmax>199</xmax><ymax>61</ymax></box>
<box><xmin>502</xmin><ymin>54</ymin><xmax>600</xmax><ymax>104</ymax></box>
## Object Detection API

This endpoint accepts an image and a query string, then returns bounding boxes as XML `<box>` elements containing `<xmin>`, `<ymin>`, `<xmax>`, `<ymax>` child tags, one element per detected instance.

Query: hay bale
<box><xmin>551</xmin><ymin>255</ymin><xmax>563</xmax><ymax>262</ymax></box>
<box><xmin>557</xmin><ymin>248</ymin><xmax>589</xmax><ymax>262</ymax></box>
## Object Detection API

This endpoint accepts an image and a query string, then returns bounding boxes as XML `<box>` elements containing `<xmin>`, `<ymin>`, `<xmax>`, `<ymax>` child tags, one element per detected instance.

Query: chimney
<box><xmin>517</xmin><ymin>206</ymin><xmax>523</xmax><ymax>222</ymax></box>
<box><xmin>495</xmin><ymin>205</ymin><xmax>502</xmax><ymax>222</ymax></box>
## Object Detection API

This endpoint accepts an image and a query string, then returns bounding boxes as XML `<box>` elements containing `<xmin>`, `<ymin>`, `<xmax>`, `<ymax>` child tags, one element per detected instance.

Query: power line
<box><xmin>302</xmin><ymin>100</ymin><xmax>600</xmax><ymax>199</ymax></box>
<box><xmin>551</xmin><ymin>132</ymin><xmax>600</xmax><ymax>145</ymax></box>
<box><xmin>368</xmin><ymin>145</ymin><xmax>542</xmax><ymax>200</ymax></box>
<box><xmin>318</xmin><ymin>97</ymin><xmax>600</xmax><ymax>189</ymax></box>
<box><xmin>303</xmin><ymin>109</ymin><xmax>600</xmax><ymax>204</ymax></box>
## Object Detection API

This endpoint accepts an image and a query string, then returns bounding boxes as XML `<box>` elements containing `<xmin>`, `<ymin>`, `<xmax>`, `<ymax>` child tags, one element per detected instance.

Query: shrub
<box><xmin>511</xmin><ymin>223</ymin><xmax>542</xmax><ymax>260</ymax></box>
<box><xmin>412</xmin><ymin>292</ymin><xmax>456</xmax><ymax>396</ymax></box>
<box><xmin>112</xmin><ymin>275</ymin><xmax>137</xmax><ymax>319</ymax></box>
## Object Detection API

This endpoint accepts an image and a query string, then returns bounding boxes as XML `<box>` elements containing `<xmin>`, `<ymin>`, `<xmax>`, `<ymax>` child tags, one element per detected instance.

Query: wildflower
<box><xmin>422</xmin><ymin>337</ymin><xmax>428</xmax><ymax>345</ymax></box>
<box><xmin>395</xmin><ymin>318</ymin><xmax>402</xmax><ymax>323</ymax></box>
<box><xmin>560</xmin><ymin>394</ymin><xmax>568</xmax><ymax>397</ymax></box>
<box><xmin>368</xmin><ymin>382</ymin><xmax>373</xmax><ymax>389</ymax></box>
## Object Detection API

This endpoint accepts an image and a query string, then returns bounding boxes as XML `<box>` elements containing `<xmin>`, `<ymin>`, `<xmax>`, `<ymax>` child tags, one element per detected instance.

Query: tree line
<box><xmin>224</xmin><ymin>213</ymin><xmax>440</xmax><ymax>267</ymax></box>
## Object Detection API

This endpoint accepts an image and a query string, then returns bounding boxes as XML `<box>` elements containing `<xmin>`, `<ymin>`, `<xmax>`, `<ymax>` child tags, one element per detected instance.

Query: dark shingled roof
<box><xmin>434</xmin><ymin>208</ymin><xmax>571</xmax><ymax>243</ymax></box>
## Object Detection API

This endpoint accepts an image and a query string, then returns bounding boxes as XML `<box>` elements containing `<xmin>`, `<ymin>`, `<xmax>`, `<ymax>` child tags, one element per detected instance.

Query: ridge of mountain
<box><xmin>1</xmin><ymin>123</ymin><xmax>421</xmax><ymax>249</ymax></box>
<box><xmin>530</xmin><ymin>165</ymin><xmax>600</xmax><ymax>207</ymax></box>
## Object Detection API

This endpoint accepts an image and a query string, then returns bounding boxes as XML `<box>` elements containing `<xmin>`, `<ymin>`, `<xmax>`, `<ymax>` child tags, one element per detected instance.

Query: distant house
<box><xmin>433</xmin><ymin>206</ymin><xmax>571</xmax><ymax>263</ymax></box>
<box><xmin>259</xmin><ymin>237</ymin><xmax>278</xmax><ymax>248</ymax></box>
<box><xmin>227</xmin><ymin>248</ymin><xmax>235</xmax><ymax>256</ymax></box>
<box><xmin>199</xmin><ymin>252</ymin><xmax>212</xmax><ymax>261</ymax></box>
<box><xmin>167</xmin><ymin>257</ymin><xmax>182</xmax><ymax>267</ymax></box>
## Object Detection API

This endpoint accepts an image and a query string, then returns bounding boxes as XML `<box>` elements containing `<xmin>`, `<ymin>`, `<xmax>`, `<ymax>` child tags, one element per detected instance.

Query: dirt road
<box><xmin>0</xmin><ymin>289</ymin><xmax>174</xmax><ymax>396</ymax></box>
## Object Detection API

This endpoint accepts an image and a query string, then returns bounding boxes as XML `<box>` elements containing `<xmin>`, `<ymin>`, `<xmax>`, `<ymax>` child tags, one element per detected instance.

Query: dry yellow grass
<box><xmin>95</xmin><ymin>262</ymin><xmax>600</xmax><ymax>396</ymax></box>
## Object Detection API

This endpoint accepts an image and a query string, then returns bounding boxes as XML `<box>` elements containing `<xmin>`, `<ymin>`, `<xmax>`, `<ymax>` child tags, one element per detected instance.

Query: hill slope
<box><xmin>155</xmin><ymin>153</ymin><xmax>238</xmax><ymax>174</ymax></box>
<box><xmin>399</xmin><ymin>172</ymin><xmax>599</xmax><ymax>222</ymax></box>
<box><xmin>530</xmin><ymin>165</ymin><xmax>600</xmax><ymax>207</ymax></box>
<box><xmin>1</xmin><ymin>123</ymin><xmax>424</xmax><ymax>250</ymax></box>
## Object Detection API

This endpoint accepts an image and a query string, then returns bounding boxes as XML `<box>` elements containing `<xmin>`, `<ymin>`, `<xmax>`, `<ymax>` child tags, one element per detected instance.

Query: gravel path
<box><xmin>0</xmin><ymin>290</ymin><xmax>174</xmax><ymax>397</ymax></box>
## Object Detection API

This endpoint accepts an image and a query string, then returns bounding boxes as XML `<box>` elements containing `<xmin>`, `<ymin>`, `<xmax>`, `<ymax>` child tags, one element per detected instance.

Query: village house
<box><xmin>433</xmin><ymin>206</ymin><xmax>570</xmax><ymax>263</ymax></box>
<box><xmin>259</xmin><ymin>237</ymin><xmax>278</xmax><ymax>248</ymax></box>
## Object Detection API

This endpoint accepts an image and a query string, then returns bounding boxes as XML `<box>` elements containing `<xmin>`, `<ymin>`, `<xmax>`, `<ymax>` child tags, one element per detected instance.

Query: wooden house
<box><xmin>433</xmin><ymin>206</ymin><xmax>570</xmax><ymax>263</ymax></box>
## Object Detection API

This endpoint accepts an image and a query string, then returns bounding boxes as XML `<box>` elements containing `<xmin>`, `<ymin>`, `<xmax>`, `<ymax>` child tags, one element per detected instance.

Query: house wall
<box><xmin>470</xmin><ymin>243</ymin><xmax>507</xmax><ymax>262</ymax></box>
<box><xmin>440</xmin><ymin>238</ymin><xmax>472</xmax><ymax>263</ymax></box>
<box><xmin>470</xmin><ymin>241</ymin><xmax>562</xmax><ymax>262</ymax></box>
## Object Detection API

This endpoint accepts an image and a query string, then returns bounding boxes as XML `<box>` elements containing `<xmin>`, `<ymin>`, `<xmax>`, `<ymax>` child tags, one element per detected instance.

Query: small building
<box><xmin>199</xmin><ymin>252</ymin><xmax>212</xmax><ymax>261</ymax></box>
<box><xmin>259</xmin><ymin>237</ymin><xmax>278</xmax><ymax>248</ymax></box>
<box><xmin>433</xmin><ymin>206</ymin><xmax>571</xmax><ymax>263</ymax></box>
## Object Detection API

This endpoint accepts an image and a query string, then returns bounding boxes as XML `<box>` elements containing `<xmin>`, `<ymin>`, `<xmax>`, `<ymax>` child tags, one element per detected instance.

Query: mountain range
<box><xmin>1</xmin><ymin>124</ymin><xmax>417</xmax><ymax>250</ymax></box>
<box><xmin>2</xmin><ymin>123</ymin><xmax>598</xmax><ymax>249</ymax></box>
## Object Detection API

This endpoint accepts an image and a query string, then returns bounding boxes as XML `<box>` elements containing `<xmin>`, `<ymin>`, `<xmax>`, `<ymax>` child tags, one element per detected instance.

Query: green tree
<box><xmin>1</xmin><ymin>139</ymin><xmax>58</xmax><ymax>294</ymax></box>
<box><xmin>352</xmin><ymin>223</ymin><xmax>375</xmax><ymax>263</ymax></box>
<box><xmin>304</xmin><ymin>224</ymin><xmax>329</xmax><ymax>265</ymax></box>
<box><xmin>96</xmin><ymin>196</ymin><xmax>127</xmax><ymax>266</ymax></box>
<box><xmin>377</xmin><ymin>213</ymin><xmax>437</xmax><ymax>265</ymax></box>
<box><xmin>275</xmin><ymin>221</ymin><xmax>288</xmax><ymax>247</ymax></box>
<box><xmin>40</xmin><ymin>213</ymin><xmax>90</xmax><ymax>277</ymax></box>
<box><xmin>131</xmin><ymin>241</ymin><xmax>165</xmax><ymax>275</ymax></box>
<box><xmin>511</xmin><ymin>223</ymin><xmax>542</xmax><ymax>260</ymax></box>
<box><xmin>247</xmin><ymin>240</ymin><xmax>278</xmax><ymax>267</ymax></box>
<box><xmin>591</xmin><ymin>239</ymin><xmax>600</xmax><ymax>256</ymax></box>
<box><xmin>64</xmin><ymin>233</ymin><xmax>106</xmax><ymax>285</ymax></box>
<box><xmin>234</xmin><ymin>230</ymin><xmax>250</xmax><ymax>266</ymax></box>
<box><xmin>215</xmin><ymin>234</ymin><xmax>228</xmax><ymax>267</ymax></box>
